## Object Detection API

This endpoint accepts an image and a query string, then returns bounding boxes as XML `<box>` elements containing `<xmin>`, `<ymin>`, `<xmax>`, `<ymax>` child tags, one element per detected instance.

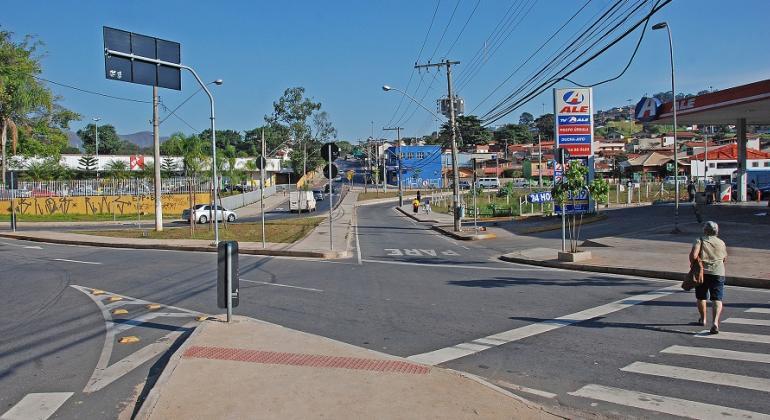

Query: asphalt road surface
<box><xmin>1</xmin><ymin>200</ymin><xmax>769</xmax><ymax>419</ymax></box>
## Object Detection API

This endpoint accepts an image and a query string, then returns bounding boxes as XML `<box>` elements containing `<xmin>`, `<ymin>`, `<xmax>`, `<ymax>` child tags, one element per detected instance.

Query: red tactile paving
<box><xmin>182</xmin><ymin>346</ymin><xmax>430</xmax><ymax>374</ymax></box>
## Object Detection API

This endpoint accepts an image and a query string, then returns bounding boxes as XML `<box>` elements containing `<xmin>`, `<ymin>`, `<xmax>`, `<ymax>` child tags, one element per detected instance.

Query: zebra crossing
<box><xmin>569</xmin><ymin>303</ymin><xmax>770</xmax><ymax>419</ymax></box>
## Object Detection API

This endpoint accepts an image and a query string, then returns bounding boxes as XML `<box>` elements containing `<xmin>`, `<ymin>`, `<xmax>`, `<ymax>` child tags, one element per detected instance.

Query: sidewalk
<box><xmin>395</xmin><ymin>204</ymin><xmax>500</xmax><ymax>241</ymax></box>
<box><xmin>291</xmin><ymin>189</ymin><xmax>357</xmax><ymax>256</ymax></box>
<box><xmin>232</xmin><ymin>191</ymin><xmax>288</xmax><ymax>218</ymax></box>
<box><xmin>135</xmin><ymin>316</ymin><xmax>557</xmax><ymax>420</ymax></box>
<box><xmin>501</xmin><ymin>220</ymin><xmax>770</xmax><ymax>288</ymax></box>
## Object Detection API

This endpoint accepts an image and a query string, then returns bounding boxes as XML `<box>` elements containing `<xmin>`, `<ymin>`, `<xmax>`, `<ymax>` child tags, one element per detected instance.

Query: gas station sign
<box><xmin>554</xmin><ymin>88</ymin><xmax>594</xmax><ymax>158</ymax></box>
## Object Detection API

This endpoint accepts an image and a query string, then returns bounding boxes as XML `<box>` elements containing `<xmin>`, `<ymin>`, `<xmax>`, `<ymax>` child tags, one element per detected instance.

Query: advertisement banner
<box><xmin>554</xmin><ymin>87</ymin><xmax>594</xmax><ymax>214</ymax></box>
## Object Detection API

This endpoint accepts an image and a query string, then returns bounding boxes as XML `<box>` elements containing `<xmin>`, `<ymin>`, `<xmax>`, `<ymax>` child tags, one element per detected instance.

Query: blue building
<box><xmin>385</xmin><ymin>145</ymin><xmax>444</xmax><ymax>188</ymax></box>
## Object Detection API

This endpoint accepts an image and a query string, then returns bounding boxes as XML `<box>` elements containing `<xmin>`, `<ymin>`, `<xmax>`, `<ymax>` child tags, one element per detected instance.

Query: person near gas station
<box><xmin>412</xmin><ymin>197</ymin><xmax>420</xmax><ymax>214</ymax></box>
<box><xmin>687</xmin><ymin>181</ymin><xmax>696</xmax><ymax>202</ymax></box>
<box><xmin>689</xmin><ymin>221</ymin><xmax>728</xmax><ymax>334</ymax></box>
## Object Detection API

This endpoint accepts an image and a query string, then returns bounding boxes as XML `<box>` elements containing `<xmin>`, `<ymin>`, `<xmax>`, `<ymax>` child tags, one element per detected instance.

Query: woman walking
<box><xmin>689</xmin><ymin>221</ymin><xmax>728</xmax><ymax>334</ymax></box>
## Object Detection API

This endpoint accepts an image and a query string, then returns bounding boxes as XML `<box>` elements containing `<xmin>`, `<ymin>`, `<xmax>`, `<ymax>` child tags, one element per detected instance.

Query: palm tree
<box><xmin>105</xmin><ymin>160</ymin><xmax>130</xmax><ymax>180</ymax></box>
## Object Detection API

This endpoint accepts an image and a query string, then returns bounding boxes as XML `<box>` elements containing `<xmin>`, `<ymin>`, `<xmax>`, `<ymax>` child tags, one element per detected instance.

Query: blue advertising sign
<box><xmin>527</xmin><ymin>191</ymin><xmax>553</xmax><ymax>204</ymax></box>
<box><xmin>557</xmin><ymin>135</ymin><xmax>592</xmax><ymax>144</ymax></box>
<box><xmin>557</xmin><ymin>115</ymin><xmax>591</xmax><ymax>125</ymax></box>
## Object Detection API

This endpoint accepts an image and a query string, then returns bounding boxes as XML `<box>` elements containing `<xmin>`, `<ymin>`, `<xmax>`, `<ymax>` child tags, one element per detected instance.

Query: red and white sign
<box><xmin>558</xmin><ymin>125</ymin><xmax>591</xmax><ymax>135</ymax></box>
<box><xmin>130</xmin><ymin>155</ymin><xmax>145</xmax><ymax>170</ymax></box>
<box><xmin>562</xmin><ymin>144</ymin><xmax>592</xmax><ymax>156</ymax></box>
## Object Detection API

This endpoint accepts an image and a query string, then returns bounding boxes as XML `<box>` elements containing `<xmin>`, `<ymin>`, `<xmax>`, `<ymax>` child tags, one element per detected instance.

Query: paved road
<box><xmin>1</xmin><ymin>201</ymin><xmax>769</xmax><ymax>419</ymax></box>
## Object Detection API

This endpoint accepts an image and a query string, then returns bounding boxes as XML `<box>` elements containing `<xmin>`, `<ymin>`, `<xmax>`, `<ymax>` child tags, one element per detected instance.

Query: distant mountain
<box><xmin>65</xmin><ymin>130</ymin><xmax>170</xmax><ymax>151</ymax></box>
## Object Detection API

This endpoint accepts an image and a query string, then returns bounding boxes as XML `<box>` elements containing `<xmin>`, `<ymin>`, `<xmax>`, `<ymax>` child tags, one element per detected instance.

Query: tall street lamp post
<box><xmin>653</xmin><ymin>21</ymin><xmax>681</xmax><ymax>233</ymax></box>
<box><xmin>93</xmin><ymin>117</ymin><xmax>100</xmax><ymax>179</ymax></box>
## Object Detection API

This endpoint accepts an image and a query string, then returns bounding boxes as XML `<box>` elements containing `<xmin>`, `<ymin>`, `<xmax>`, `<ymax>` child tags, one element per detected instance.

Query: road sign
<box><xmin>257</xmin><ymin>156</ymin><xmax>267</xmax><ymax>170</ymax></box>
<box><xmin>527</xmin><ymin>191</ymin><xmax>553</xmax><ymax>203</ymax></box>
<box><xmin>103</xmin><ymin>27</ymin><xmax>181</xmax><ymax>90</ymax></box>
<box><xmin>321</xmin><ymin>142</ymin><xmax>339</xmax><ymax>162</ymax></box>
<box><xmin>554</xmin><ymin>88</ymin><xmax>593</xmax><ymax>157</ymax></box>
<box><xmin>323</xmin><ymin>163</ymin><xmax>339</xmax><ymax>179</ymax></box>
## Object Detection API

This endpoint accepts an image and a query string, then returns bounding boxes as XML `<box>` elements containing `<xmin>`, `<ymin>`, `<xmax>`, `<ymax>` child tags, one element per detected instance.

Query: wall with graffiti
<box><xmin>0</xmin><ymin>193</ymin><xmax>211</xmax><ymax>216</ymax></box>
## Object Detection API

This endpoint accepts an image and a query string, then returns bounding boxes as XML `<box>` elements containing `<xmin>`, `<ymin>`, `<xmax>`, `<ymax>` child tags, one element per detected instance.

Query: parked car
<box><xmin>663</xmin><ymin>175</ymin><xmax>688</xmax><ymax>185</ymax></box>
<box><xmin>475</xmin><ymin>177</ymin><xmax>501</xmax><ymax>189</ymax></box>
<box><xmin>313</xmin><ymin>190</ymin><xmax>325</xmax><ymax>201</ymax></box>
<box><xmin>182</xmin><ymin>204</ymin><xmax>237</xmax><ymax>224</ymax></box>
<box><xmin>452</xmin><ymin>180</ymin><xmax>471</xmax><ymax>190</ymax></box>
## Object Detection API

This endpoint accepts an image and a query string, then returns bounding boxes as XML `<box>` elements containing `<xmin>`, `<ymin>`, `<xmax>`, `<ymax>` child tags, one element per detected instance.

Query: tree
<box><xmin>534</xmin><ymin>114</ymin><xmax>554</xmax><ymax>139</ymax></box>
<box><xmin>439</xmin><ymin>115</ymin><xmax>492</xmax><ymax>147</ymax></box>
<box><xmin>161</xmin><ymin>157</ymin><xmax>177</xmax><ymax>177</ymax></box>
<box><xmin>493</xmin><ymin>123</ymin><xmax>532</xmax><ymax>144</ymax></box>
<box><xmin>1</xmin><ymin>30</ymin><xmax>76</xmax><ymax>182</ymax></box>
<box><xmin>24</xmin><ymin>157</ymin><xmax>71</xmax><ymax>181</ymax></box>
<box><xmin>105</xmin><ymin>159</ymin><xmax>130</xmax><ymax>180</ymax></box>
<box><xmin>265</xmin><ymin>87</ymin><xmax>321</xmax><ymax>176</ymax></box>
<box><xmin>518</xmin><ymin>112</ymin><xmax>534</xmax><ymax>127</ymax></box>
<box><xmin>244</xmin><ymin>124</ymin><xmax>289</xmax><ymax>157</ymax></box>
<box><xmin>199</xmin><ymin>129</ymin><xmax>244</xmax><ymax>156</ymax></box>
<box><xmin>78</xmin><ymin>155</ymin><xmax>97</xmax><ymax>176</ymax></box>
<box><xmin>77</xmin><ymin>123</ymin><xmax>122</xmax><ymax>155</ymax></box>
<box><xmin>336</xmin><ymin>140</ymin><xmax>353</xmax><ymax>156</ymax></box>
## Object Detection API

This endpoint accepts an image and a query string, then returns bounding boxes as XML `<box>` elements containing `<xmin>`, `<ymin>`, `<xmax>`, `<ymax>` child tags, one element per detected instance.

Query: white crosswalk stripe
<box><xmin>570</xmin><ymin>312</ymin><xmax>770</xmax><ymax>418</ymax></box>
<box><xmin>0</xmin><ymin>392</ymin><xmax>73</xmax><ymax>420</ymax></box>
<box><xmin>570</xmin><ymin>384</ymin><xmax>769</xmax><ymax>420</ymax></box>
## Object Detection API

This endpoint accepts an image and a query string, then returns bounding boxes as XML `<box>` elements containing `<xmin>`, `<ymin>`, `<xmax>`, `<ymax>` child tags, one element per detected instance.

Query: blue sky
<box><xmin>4</xmin><ymin>0</ymin><xmax>770</xmax><ymax>143</ymax></box>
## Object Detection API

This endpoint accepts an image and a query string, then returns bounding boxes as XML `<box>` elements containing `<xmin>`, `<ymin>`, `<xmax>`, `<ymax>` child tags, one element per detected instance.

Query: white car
<box><xmin>182</xmin><ymin>204</ymin><xmax>237</xmax><ymax>224</ymax></box>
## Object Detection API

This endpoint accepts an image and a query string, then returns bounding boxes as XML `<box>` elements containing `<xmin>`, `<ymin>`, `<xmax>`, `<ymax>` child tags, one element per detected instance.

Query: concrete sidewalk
<box><xmin>501</xmin><ymin>220</ymin><xmax>770</xmax><ymax>288</ymax></box>
<box><xmin>135</xmin><ymin>316</ymin><xmax>557</xmax><ymax>420</ymax></box>
<box><xmin>395</xmin><ymin>204</ymin><xmax>500</xmax><ymax>240</ymax></box>
<box><xmin>232</xmin><ymin>190</ymin><xmax>289</xmax><ymax>218</ymax></box>
<box><xmin>291</xmin><ymin>189</ymin><xmax>357</xmax><ymax>256</ymax></box>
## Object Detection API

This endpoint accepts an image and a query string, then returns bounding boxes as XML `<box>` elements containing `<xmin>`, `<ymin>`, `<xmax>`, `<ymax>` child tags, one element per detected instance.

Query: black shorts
<box><xmin>695</xmin><ymin>274</ymin><xmax>725</xmax><ymax>301</ymax></box>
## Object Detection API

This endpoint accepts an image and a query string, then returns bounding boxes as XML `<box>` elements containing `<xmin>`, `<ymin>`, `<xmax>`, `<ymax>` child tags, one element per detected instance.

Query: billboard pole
<box><xmin>153</xmin><ymin>86</ymin><xmax>163</xmax><ymax>231</ymax></box>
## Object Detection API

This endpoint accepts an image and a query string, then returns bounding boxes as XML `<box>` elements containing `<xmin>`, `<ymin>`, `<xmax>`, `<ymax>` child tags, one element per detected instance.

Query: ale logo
<box><xmin>562</xmin><ymin>90</ymin><xmax>585</xmax><ymax>105</ymax></box>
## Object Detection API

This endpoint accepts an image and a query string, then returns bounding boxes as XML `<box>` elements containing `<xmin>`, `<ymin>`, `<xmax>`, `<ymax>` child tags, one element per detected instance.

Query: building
<box><xmin>620</xmin><ymin>151</ymin><xmax>687</xmax><ymax>181</ymax></box>
<box><xmin>385</xmin><ymin>145</ymin><xmax>443</xmax><ymax>188</ymax></box>
<box><xmin>688</xmin><ymin>143</ymin><xmax>770</xmax><ymax>182</ymax></box>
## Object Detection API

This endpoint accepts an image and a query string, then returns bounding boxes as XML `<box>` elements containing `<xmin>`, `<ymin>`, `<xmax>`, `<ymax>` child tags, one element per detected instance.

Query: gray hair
<box><xmin>703</xmin><ymin>221</ymin><xmax>719</xmax><ymax>236</ymax></box>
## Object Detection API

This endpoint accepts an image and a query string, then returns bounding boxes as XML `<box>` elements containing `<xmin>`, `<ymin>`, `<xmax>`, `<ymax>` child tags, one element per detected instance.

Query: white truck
<box><xmin>290</xmin><ymin>191</ymin><xmax>317</xmax><ymax>213</ymax></box>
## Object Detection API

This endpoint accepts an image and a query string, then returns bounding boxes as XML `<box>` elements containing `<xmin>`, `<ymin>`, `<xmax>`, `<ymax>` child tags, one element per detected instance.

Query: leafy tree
<box><xmin>244</xmin><ymin>124</ymin><xmax>289</xmax><ymax>157</ymax></box>
<box><xmin>265</xmin><ymin>87</ymin><xmax>321</xmax><ymax>176</ymax></box>
<box><xmin>77</xmin><ymin>123</ymin><xmax>122</xmax><ymax>155</ymax></box>
<box><xmin>493</xmin><ymin>123</ymin><xmax>533</xmax><ymax>144</ymax></box>
<box><xmin>534</xmin><ymin>113</ymin><xmax>554</xmax><ymax>139</ymax></box>
<box><xmin>1</xmin><ymin>30</ymin><xmax>77</xmax><ymax>181</ymax></box>
<box><xmin>518</xmin><ymin>112</ymin><xmax>534</xmax><ymax>127</ymax></box>
<box><xmin>439</xmin><ymin>115</ymin><xmax>492</xmax><ymax>147</ymax></box>
<box><xmin>78</xmin><ymin>155</ymin><xmax>97</xmax><ymax>176</ymax></box>
<box><xmin>199</xmin><ymin>129</ymin><xmax>244</xmax><ymax>156</ymax></box>
<box><xmin>336</xmin><ymin>140</ymin><xmax>353</xmax><ymax>156</ymax></box>
<box><xmin>24</xmin><ymin>157</ymin><xmax>71</xmax><ymax>181</ymax></box>
<box><xmin>105</xmin><ymin>159</ymin><xmax>130</xmax><ymax>180</ymax></box>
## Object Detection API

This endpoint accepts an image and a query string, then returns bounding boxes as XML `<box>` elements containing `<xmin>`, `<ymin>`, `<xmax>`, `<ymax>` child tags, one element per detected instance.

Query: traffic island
<box><xmin>134</xmin><ymin>316</ymin><xmax>559</xmax><ymax>420</ymax></box>
<box><xmin>431</xmin><ymin>225</ymin><xmax>497</xmax><ymax>241</ymax></box>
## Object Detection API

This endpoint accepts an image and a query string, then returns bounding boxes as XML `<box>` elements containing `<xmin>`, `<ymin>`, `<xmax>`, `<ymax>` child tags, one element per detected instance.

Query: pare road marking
<box><xmin>384</xmin><ymin>249</ymin><xmax>459</xmax><ymax>257</ymax></box>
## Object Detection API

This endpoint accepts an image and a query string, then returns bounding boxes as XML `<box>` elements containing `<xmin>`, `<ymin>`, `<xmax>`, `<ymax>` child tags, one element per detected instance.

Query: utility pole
<box><xmin>93</xmin><ymin>117</ymin><xmax>101</xmax><ymax>180</ymax></box>
<box><xmin>383</xmin><ymin>127</ymin><xmax>403</xmax><ymax>206</ymax></box>
<box><xmin>152</xmin><ymin>86</ymin><xmax>163</xmax><ymax>231</ymax></box>
<box><xmin>415</xmin><ymin>59</ymin><xmax>461</xmax><ymax>231</ymax></box>
<box><xmin>261</xmin><ymin>129</ymin><xmax>266</xmax><ymax>248</ymax></box>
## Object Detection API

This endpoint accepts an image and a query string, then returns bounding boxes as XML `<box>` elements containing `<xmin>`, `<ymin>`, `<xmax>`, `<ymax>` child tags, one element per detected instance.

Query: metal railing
<box><xmin>7</xmin><ymin>177</ymin><xmax>211</xmax><ymax>197</ymax></box>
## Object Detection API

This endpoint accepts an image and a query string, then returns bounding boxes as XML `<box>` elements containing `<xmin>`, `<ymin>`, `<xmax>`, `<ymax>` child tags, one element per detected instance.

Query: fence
<box><xmin>10</xmin><ymin>177</ymin><xmax>212</xmax><ymax>197</ymax></box>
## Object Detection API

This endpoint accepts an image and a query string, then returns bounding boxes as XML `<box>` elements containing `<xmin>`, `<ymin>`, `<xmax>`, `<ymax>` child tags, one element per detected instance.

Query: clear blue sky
<box><xmin>5</xmin><ymin>0</ymin><xmax>770</xmax><ymax>143</ymax></box>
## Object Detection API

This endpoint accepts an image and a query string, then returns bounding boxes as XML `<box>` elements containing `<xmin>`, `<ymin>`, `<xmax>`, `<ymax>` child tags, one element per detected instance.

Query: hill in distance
<box><xmin>67</xmin><ymin>130</ymin><xmax>170</xmax><ymax>151</ymax></box>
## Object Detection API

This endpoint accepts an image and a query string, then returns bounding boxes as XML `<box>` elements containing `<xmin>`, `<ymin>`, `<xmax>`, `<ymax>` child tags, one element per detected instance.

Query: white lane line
<box><xmin>0</xmin><ymin>392</ymin><xmax>73</xmax><ymax>420</ymax></box>
<box><xmin>0</xmin><ymin>241</ymin><xmax>43</xmax><ymax>249</ymax></box>
<box><xmin>354</xmin><ymin>213</ymin><xmax>362</xmax><ymax>265</ymax></box>
<box><xmin>360</xmin><ymin>259</ymin><xmax>552</xmax><ymax>271</ymax></box>
<box><xmin>495</xmin><ymin>380</ymin><xmax>557</xmax><ymax>399</ymax></box>
<box><xmin>51</xmin><ymin>258</ymin><xmax>101</xmax><ymax>265</ymax></box>
<box><xmin>696</xmin><ymin>330</ymin><xmax>770</xmax><ymax>344</ymax></box>
<box><xmin>240</xmin><ymin>279</ymin><xmax>323</xmax><ymax>292</ymax></box>
<box><xmin>661</xmin><ymin>345</ymin><xmax>770</xmax><ymax>364</ymax></box>
<box><xmin>747</xmin><ymin>308</ymin><xmax>770</xmax><ymax>314</ymax></box>
<box><xmin>569</xmin><ymin>384</ymin><xmax>768</xmax><ymax>419</ymax></box>
<box><xmin>621</xmin><ymin>361</ymin><xmax>770</xmax><ymax>393</ymax></box>
<box><xmin>407</xmin><ymin>285</ymin><xmax>679</xmax><ymax>365</ymax></box>
<box><xmin>724</xmin><ymin>317</ymin><xmax>770</xmax><ymax>327</ymax></box>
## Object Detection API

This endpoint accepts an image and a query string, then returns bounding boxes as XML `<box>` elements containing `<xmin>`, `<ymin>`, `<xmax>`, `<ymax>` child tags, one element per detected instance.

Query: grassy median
<box><xmin>357</xmin><ymin>190</ymin><xmax>421</xmax><ymax>201</ymax></box>
<box><xmin>77</xmin><ymin>217</ymin><xmax>324</xmax><ymax>243</ymax></box>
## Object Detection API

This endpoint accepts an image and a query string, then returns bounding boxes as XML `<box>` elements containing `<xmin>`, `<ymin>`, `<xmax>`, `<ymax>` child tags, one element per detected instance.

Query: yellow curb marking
<box><xmin>146</xmin><ymin>304</ymin><xmax>161</xmax><ymax>310</ymax></box>
<box><xmin>108</xmin><ymin>296</ymin><xmax>123</xmax><ymax>302</ymax></box>
<box><xmin>92</xmin><ymin>290</ymin><xmax>105</xmax><ymax>296</ymax></box>
<box><xmin>118</xmin><ymin>336</ymin><xmax>140</xmax><ymax>344</ymax></box>
<box><xmin>112</xmin><ymin>309</ymin><xmax>129</xmax><ymax>315</ymax></box>
<box><xmin>196</xmin><ymin>316</ymin><xmax>212</xmax><ymax>321</ymax></box>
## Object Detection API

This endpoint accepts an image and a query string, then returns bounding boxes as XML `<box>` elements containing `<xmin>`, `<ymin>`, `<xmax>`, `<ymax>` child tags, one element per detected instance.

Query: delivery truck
<box><xmin>290</xmin><ymin>191</ymin><xmax>317</xmax><ymax>213</ymax></box>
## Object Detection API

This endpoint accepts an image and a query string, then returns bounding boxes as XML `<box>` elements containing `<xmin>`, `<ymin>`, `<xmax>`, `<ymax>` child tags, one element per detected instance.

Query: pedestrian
<box><xmin>412</xmin><ymin>197</ymin><xmax>420</xmax><ymax>214</ymax></box>
<box><xmin>689</xmin><ymin>221</ymin><xmax>728</xmax><ymax>334</ymax></box>
<box><xmin>687</xmin><ymin>181</ymin><xmax>696</xmax><ymax>203</ymax></box>
<box><xmin>416</xmin><ymin>190</ymin><xmax>422</xmax><ymax>202</ymax></box>
<box><xmin>423</xmin><ymin>197</ymin><xmax>431</xmax><ymax>214</ymax></box>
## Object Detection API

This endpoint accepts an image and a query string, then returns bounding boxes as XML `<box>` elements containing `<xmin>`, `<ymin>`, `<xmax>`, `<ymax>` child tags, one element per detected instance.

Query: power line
<box><xmin>442</xmin><ymin>0</ymin><xmax>481</xmax><ymax>57</ymax></box>
<box><xmin>428</xmin><ymin>0</ymin><xmax>462</xmax><ymax>61</ymax></box>
<box><xmin>159</xmin><ymin>87</ymin><xmax>204</xmax><ymax>125</ymax></box>
<box><xmin>32</xmin><ymin>75</ymin><xmax>152</xmax><ymax>104</ymax></box>
<box><xmin>159</xmin><ymin>103</ymin><xmax>200</xmax><ymax>133</ymax></box>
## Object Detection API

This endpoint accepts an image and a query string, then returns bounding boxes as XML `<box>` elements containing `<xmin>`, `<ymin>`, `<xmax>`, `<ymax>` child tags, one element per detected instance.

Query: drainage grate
<box><xmin>183</xmin><ymin>346</ymin><xmax>430</xmax><ymax>374</ymax></box>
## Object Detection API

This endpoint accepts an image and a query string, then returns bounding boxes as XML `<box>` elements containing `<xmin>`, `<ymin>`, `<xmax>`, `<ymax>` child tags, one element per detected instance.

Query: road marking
<box><xmin>71</xmin><ymin>285</ymin><xmax>201</xmax><ymax>393</ymax></box>
<box><xmin>240</xmin><ymin>279</ymin><xmax>323</xmax><ymax>292</ymax></box>
<box><xmin>0</xmin><ymin>241</ymin><xmax>42</xmax><ymax>249</ymax></box>
<box><xmin>354</xmin><ymin>213</ymin><xmax>362</xmax><ymax>265</ymax></box>
<box><xmin>621</xmin><ymin>361</ymin><xmax>770</xmax><ymax>393</ymax></box>
<box><xmin>569</xmin><ymin>384</ymin><xmax>768</xmax><ymax>419</ymax></box>
<box><xmin>495</xmin><ymin>380</ymin><xmax>557</xmax><ymax>399</ymax></box>
<box><xmin>0</xmin><ymin>392</ymin><xmax>73</xmax><ymax>420</ymax></box>
<box><xmin>746</xmin><ymin>307</ymin><xmax>770</xmax><ymax>314</ymax></box>
<box><xmin>696</xmin><ymin>330</ymin><xmax>770</xmax><ymax>344</ymax></box>
<box><xmin>52</xmin><ymin>258</ymin><xmax>102</xmax><ymax>265</ymax></box>
<box><xmin>661</xmin><ymin>345</ymin><xmax>770</xmax><ymax>364</ymax></box>
<box><xmin>361</xmin><ymin>259</ymin><xmax>550</xmax><ymax>271</ymax></box>
<box><xmin>407</xmin><ymin>285</ymin><xmax>679</xmax><ymax>365</ymax></box>
<box><xmin>724</xmin><ymin>317</ymin><xmax>770</xmax><ymax>327</ymax></box>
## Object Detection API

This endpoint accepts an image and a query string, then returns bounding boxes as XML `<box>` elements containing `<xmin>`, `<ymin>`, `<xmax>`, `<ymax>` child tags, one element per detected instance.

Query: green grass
<box><xmin>77</xmin><ymin>218</ymin><xmax>324</xmax><ymax>243</ymax></box>
<box><xmin>357</xmin><ymin>190</ymin><xmax>421</xmax><ymax>201</ymax></box>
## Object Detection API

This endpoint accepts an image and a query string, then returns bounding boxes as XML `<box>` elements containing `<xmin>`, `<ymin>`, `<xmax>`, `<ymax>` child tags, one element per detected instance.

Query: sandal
<box><xmin>710</xmin><ymin>325</ymin><xmax>719</xmax><ymax>334</ymax></box>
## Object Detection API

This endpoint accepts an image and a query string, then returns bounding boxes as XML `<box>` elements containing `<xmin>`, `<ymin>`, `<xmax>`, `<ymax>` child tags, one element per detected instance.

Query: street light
<box><xmin>93</xmin><ymin>117</ymin><xmax>101</xmax><ymax>179</ymax></box>
<box><xmin>652</xmin><ymin>21</ymin><xmax>680</xmax><ymax>233</ymax></box>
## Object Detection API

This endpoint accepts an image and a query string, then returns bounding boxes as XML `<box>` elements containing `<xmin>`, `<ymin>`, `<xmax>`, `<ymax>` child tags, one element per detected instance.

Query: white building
<box><xmin>688</xmin><ymin>143</ymin><xmax>770</xmax><ymax>181</ymax></box>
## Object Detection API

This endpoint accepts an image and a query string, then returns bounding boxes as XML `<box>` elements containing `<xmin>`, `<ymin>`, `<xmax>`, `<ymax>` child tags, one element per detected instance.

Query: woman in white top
<box><xmin>689</xmin><ymin>221</ymin><xmax>728</xmax><ymax>334</ymax></box>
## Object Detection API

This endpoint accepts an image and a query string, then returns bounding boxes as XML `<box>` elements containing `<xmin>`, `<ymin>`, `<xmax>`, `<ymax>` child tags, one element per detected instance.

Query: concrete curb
<box><xmin>133</xmin><ymin>320</ymin><xmax>206</xmax><ymax>420</ymax></box>
<box><xmin>515</xmin><ymin>213</ymin><xmax>608</xmax><ymax>234</ymax></box>
<box><xmin>499</xmin><ymin>252</ymin><xmax>769</xmax><ymax>289</ymax></box>
<box><xmin>394</xmin><ymin>206</ymin><xmax>440</xmax><ymax>223</ymax></box>
<box><xmin>0</xmin><ymin>232</ymin><xmax>349</xmax><ymax>259</ymax></box>
<box><xmin>431</xmin><ymin>225</ymin><xmax>497</xmax><ymax>241</ymax></box>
